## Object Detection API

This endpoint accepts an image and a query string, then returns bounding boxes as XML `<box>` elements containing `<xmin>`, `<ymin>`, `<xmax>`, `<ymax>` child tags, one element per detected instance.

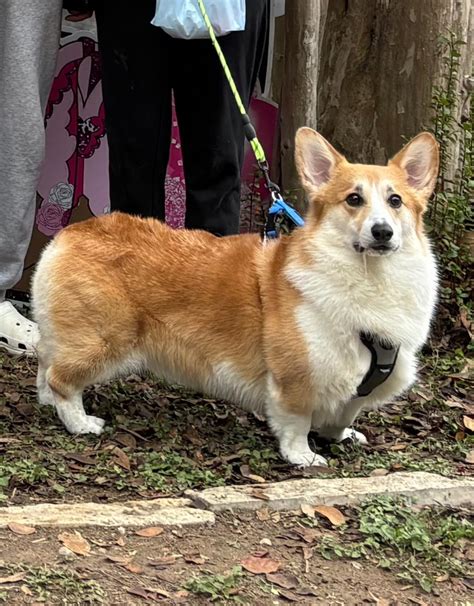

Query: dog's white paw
<box><xmin>281</xmin><ymin>447</ymin><xmax>328</xmax><ymax>468</ymax></box>
<box><xmin>70</xmin><ymin>415</ymin><xmax>105</xmax><ymax>436</ymax></box>
<box><xmin>340</xmin><ymin>428</ymin><xmax>368</xmax><ymax>444</ymax></box>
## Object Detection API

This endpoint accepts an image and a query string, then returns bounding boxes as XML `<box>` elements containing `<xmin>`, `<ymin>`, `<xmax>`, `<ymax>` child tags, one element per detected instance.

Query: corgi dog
<box><xmin>31</xmin><ymin>129</ymin><xmax>439</xmax><ymax>467</ymax></box>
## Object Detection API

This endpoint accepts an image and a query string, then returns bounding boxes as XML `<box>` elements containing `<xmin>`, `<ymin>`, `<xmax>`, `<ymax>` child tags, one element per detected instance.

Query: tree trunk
<box><xmin>279</xmin><ymin>1</ymin><xmax>320</xmax><ymax>211</ymax></box>
<box><xmin>317</xmin><ymin>0</ymin><xmax>472</xmax><ymax>164</ymax></box>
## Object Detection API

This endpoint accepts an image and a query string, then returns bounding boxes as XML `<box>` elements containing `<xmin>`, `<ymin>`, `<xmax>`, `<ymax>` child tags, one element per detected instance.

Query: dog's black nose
<box><xmin>371</xmin><ymin>222</ymin><xmax>393</xmax><ymax>242</ymax></box>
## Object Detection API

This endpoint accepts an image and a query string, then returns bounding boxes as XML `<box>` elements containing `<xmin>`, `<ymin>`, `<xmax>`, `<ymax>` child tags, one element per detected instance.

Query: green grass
<box><xmin>320</xmin><ymin>496</ymin><xmax>473</xmax><ymax>592</ymax></box>
<box><xmin>184</xmin><ymin>566</ymin><xmax>244</xmax><ymax>602</ymax></box>
<box><xmin>0</xmin><ymin>564</ymin><xmax>105</xmax><ymax>604</ymax></box>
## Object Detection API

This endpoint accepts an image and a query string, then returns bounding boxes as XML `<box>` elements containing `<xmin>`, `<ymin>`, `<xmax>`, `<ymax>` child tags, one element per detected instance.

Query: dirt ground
<box><xmin>0</xmin><ymin>353</ymin><xmax>472</xmax><ymax>507</ymax></box>
<box><xmin>0</xmin><ymin>334</ymin><xmax>472</xmax><ymax>604</ymax></box>
<box><xmin>0</xmin><ymin>510</ymin><xmax>472</xmax><ymax>605</ymax></box>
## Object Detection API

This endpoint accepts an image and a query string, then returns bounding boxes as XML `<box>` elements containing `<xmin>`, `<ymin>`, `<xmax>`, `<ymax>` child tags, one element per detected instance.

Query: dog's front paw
<box><xmin>72</xmin><ymin>415</ymin><xmax>105</xmax><ymax>436</ymax></box>
<box><xmin>340</xmin><ymin>428</ymin><xmax>368</xmax><ymax>444</ymax></box>
<box><xmin>281</xmin><ymin>446</ymin><xmax>328</xmax><ymax>468</ymax></box>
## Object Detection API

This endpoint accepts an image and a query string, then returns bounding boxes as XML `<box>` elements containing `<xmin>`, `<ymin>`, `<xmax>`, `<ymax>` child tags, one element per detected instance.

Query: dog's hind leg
<box><xmin>37</xmin><ymin>361</ymin><xmax>55</xmax><ymax>407</ymax></box>
<box><xmin>36</xmin><ymin>342</ymin><xmax>55</xmax><ymax>407</ymax></box>
<box><xmin>47</xmin><ymin>362</ymin><xmax>105</xmax><ymax>435</ymax></box>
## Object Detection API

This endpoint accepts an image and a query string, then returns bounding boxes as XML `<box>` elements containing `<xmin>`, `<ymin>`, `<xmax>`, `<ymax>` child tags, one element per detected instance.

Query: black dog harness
<box><xmin>356</xmin><ymin>333</ymin><xmax>400</xmax><ymax>398</ymax></box>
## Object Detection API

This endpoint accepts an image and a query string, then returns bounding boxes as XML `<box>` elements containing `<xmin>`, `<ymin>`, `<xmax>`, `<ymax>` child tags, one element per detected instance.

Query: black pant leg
<box><xmin>173</xmin><ymin>0</ymin><xmax>268</xmax><ymax>235</ymax></box>
<box><xmin>95</xmin><ymin>0</ymin><xmax>172</xmax><ymax>219</ymax></box>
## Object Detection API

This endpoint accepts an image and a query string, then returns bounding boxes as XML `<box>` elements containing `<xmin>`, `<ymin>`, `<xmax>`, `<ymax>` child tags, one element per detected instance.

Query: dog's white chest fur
<box><xmin>285</xmin><ymin>236</ymin><xmax>437</xmax><ymax>421</ymax></box>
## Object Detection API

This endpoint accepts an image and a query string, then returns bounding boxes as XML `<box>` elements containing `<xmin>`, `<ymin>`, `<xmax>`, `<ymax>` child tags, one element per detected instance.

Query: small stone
<box><xmin>260</xmin><ymin>538</ymin><xmax>272</xmax><ymax>546</ymax></box>
<box><xmin>118</xmin><ymin>527</ymin><xmax>126</xmax><ymax>535</ymax></box>
<box><xmin>58</xmin><ymin>546</ymin><xmax>76</xmax><ymax>561</ymax></box>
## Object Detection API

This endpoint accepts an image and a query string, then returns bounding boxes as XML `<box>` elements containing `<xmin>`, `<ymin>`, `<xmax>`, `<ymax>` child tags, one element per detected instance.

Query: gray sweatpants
<box><xmin>0</xmin><ymin>0</ymin><xmax>62</xmax><ymax>301</ymax></box>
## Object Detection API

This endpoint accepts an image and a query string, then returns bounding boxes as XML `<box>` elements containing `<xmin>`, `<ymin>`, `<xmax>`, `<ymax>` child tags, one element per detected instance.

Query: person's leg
<box><xmin>173</xmin><ymin>0</ymin><xmax>268</xmax><ymax>235</ymax></box>
<box><xmin>95</xmin><ymin>0</ymin><xmax>172</xmax><ymax>219</ymax></box>
<box><xmin>0</xmin><ymin>0</ymin><xmax>62</xmax><ymax>354</ymax></box>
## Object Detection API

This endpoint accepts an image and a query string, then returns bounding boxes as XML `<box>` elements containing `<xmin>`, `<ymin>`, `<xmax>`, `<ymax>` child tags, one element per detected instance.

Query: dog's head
<box><xmin>295</xmin><ymin>129</ymin><xmax>439</xmax><ymax>256</ymax></box>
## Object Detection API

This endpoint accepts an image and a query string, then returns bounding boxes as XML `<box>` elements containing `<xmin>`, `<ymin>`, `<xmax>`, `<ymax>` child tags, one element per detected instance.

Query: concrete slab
<box><xmin>0</xmin><ymin>498</ymin><xmax>215</xmax><ymax>528</ymax></box>
<box><xmin>186</xmin><ymin>472</ymin><xmax>474</xmax><ymax>512</ymax></box>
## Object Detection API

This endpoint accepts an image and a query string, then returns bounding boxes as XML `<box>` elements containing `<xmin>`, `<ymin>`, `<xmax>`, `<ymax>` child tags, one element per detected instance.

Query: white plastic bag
<box><xmin>151</xmin><ymin>0</ymin><xmax>246</xmax><ymax>40</ymax></box>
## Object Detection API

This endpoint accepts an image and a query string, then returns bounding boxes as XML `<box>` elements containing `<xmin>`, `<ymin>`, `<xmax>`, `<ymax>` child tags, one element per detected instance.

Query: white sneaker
<box><xmin>0</xmin><ymin>301</ymin><xmax>40</xmax><ymax>356</ymax></box>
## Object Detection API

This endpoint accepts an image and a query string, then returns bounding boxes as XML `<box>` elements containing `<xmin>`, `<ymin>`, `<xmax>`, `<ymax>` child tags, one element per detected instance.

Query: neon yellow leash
<box><xmin>196</xmin><ymin>0</ymin><xmax>305</xmax><ymax>237</ymax></box>
<box><xmin>196</xmin><ymin>0</ymin><xmax>267</xmax><ymax>166</ymax></box>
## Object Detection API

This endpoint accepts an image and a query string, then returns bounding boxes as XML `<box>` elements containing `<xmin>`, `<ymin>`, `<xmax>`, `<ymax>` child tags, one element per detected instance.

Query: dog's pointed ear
<box><xmin>295</xmin><ymin>128</ymin><xmax>345</xmax><ymax>194</ymax></box>
<box><xmin>389</xmin><ymin>132</ymin><xmax>439</xmax><ymax>197</ymax></box>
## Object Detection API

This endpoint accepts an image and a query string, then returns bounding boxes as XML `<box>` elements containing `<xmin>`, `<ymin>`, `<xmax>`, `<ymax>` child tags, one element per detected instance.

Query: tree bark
<box><xmin>317</xmin><ymin>0</ymin><xmax>473</xmax><ymax>164</ymax></box>
<box><xmin>280</xmin><ymin>1</ymin><xmax>320</xmax><ymax>211</ymax></box>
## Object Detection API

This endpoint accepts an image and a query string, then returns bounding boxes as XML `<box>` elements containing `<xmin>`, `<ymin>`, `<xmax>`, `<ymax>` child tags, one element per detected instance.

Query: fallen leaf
<box><xmin>135</xmin><ymin>527</ymin><xmax>164</xmax><ymax>538</ymax></box>
<box><xmin>294</xmin><ymin>527</ymin><xmax>319</xmax><ymax>543</ymax></box>
<box><xmin>107</xmin><ymin>555</ymin><xmax>130</xmax><ymax>565</ymax></box>
<box><xmin>265</xmin><ymin>572</ymin><xmax>298</xmax><ymax>589</ymax></box>
<box><xmin>249</xmin><ymin>488</ymin><xmax>270</xmax><ymax>501</ymax></box>
<box><xmin>116</xmin><ymin>536</ymin><xmax>125</xmax><ymax>547</ymax></box>
<box><xmin>248</xmin><ymin>474</ymin><xmax>266</xmax><ymax>483</ymax></box>
<box><xmin>0</xmin><ymin>572</ymin><xmax>27</xmax><ymax>584</ymax></box>
<box><xmin>149</xmin><ymin>555</ymin><xmax>181</xmax><ymax>567</ymax></box>
<box><xmin>240</xmin><ymin>464</ymin><xmax>251</xmax><ymax>478</ymax></box>
<box><xmin>313</xmin><ymin>505</ymin><xmax>346</xmax><ymax>526</ymax></box>
<box><xmin>388</xmin><ymin>443</ymin><xmax>408</xmax><ymax>451</ymax></box>
<box><xmin>124</xmin><ymin>562</ymin><xmax>144</xmax><ymax>574</ymax></box>
<box><xmin>300</xmin><ymin>504</ymin><xmax>315</xmax><ymax>518</ymax></box>
<box><xmin>241</xmin><ymin>555</ymin><xmax>281</xmax><ymax>575</ymax></box>
<box><xmin>461</xmin><ymin>577</ymin><xmax>474</xmax><ymax>591</ymax></box>
<box><xmin>445</xmin><ymin>398</ymin><xmax>466</xmax><ymax>410</ymax></box>
<box><xmin>64</xmin><ymin>453</ymin><xmax>96</xmax><ymax>466</ymax></box>
<box><xmin>126</xmin><ymin>586</ymin><xmax>150</xmax><ymax>600</ymax></box>
<box><xmin>114</xmin><ymin>432</ymin><xmax>137</xmax><ymax>449</ymax></box>
<box><xmin>463</xmin><ymin>416</ymin><xmax>474</xmax><ymax>432</ymax></box>
<box><xmin>112</xmin><ymin>446</ymin><xmax>131</xmax><ymax>471</ymax></box>
<box><xmin>369</xmin><ymin>593</ymin><xmax>390</xmax><ymax>606</ymax></box>
<box><xmin>58</xmin><ymin>531</ymin><xmax>91</xmax><ymax>556</ymax></box>
<box><xmin>8</xmin><ymin>522</ymin><xmax>36</xmax><ymax>536</ymax></box>
<box><xmin>277</xmin><ymin>589</ymin><xmax>304</xmax><ymax>602</ymax></box>
<box><xmin>256</xmin><ymin>508</ymin><xmax>270</xmax><ymax>521</ymax></box>
<box><xmin>295</xmin><ymin>586</ymin><xmax>318</xmax><ymax>597</ymax></box>
<box><xmin>152</xmin><ymin>586</ymin><xmax>172</xmax><ymax>599</ymax></box>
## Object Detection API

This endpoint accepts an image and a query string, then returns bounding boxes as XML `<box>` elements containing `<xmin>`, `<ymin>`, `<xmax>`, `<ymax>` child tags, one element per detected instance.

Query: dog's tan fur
<box><xmin>32</xmin><ymin>130</ymin><xmax>439</xmax><ymax>466</ymax></box>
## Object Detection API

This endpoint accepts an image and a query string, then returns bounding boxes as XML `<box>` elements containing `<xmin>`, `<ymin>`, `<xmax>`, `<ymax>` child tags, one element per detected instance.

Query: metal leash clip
<box><xmin>259</xmin><ymin>160</ymin><xmax>305</xmax><ymax>240</ymax></box>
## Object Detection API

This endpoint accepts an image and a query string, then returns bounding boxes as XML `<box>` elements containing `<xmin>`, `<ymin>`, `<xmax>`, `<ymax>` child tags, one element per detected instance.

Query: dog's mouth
<box><xmin>353</xmin><ymin>242</ymin><xmax>398</xmax><ymax>256</ymax></box>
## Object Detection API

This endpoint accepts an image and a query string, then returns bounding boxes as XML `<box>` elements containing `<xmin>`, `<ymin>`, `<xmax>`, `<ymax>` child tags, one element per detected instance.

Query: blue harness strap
<box><xmin>356</xmin><ymin>332</ymin><xmax>400</xmax><ymax>398</ymax></box>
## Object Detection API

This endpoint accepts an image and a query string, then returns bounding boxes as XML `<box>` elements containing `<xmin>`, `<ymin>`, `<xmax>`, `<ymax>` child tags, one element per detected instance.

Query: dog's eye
<box><xmin>388</xmin><ymin>194</ymin><xmax>402</xmax><ymax>208</ymax></box>
<box><xmin>346</xmin><ymin>193</ymin><xmax>364</xmax><ymax>207</ymax></box>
